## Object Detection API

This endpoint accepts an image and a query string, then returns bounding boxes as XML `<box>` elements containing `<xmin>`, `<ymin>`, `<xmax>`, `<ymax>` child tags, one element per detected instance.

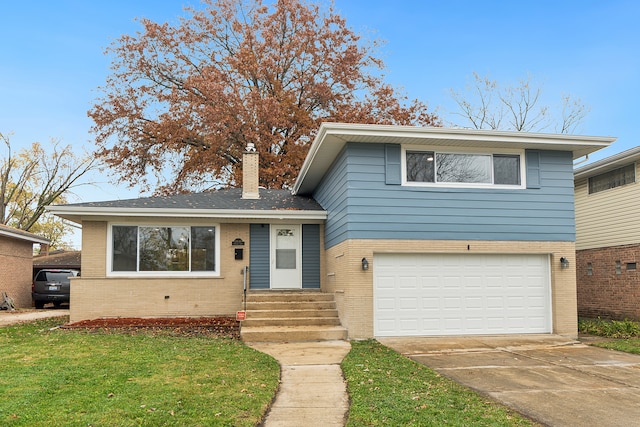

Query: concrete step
<box><xmin>246</xmin><ymin>309</ymin><xmax>339</xmax><ymax>319</ymax></box>
<box><xmin>245</xmin><ymin>291</ymin><xmax>333</xmax><ymax>303</ymax></box>
<box><xmin>240</xmin><ymin>291</ymin><xmax>346</xmax><ymax>342</ymax></box>
<box><xmin>245</xmin><ymin>301</ymin><xmax>336</xmax><ymax>311</ymax></box>
<box><xmin>240</xmin><ymin>325</ymin><xmax>348</xmax><ymax>342</ymax></box>
<box><xmin>242</xmin><ymin>317</ymin><xmax>342</xmax><ymax>327</ymax></box>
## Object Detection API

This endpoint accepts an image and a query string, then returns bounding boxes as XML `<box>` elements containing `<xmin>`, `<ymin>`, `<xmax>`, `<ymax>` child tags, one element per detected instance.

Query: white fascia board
<box><xmin>46</xmin><ymin>206</ymin><xmax>327</xmax><ymax>222</ymax></box>
<box><xmin>0</xmin><ymin>228</ymin><xmax>50</xmax><ymax>245</ymax></box>
<box><xmin>293</xmin><ymin>122</ymin><xmax>616</xmax><ymax>194</ymax></box>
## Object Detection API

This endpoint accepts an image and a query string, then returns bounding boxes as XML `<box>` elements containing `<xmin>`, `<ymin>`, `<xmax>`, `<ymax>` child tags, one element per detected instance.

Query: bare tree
<box><xmin>1</xmin><ymin>132</ymin><xmax>96</xmax><ymax>246</ymax></box>
<box><xmin>450</xmin><ymin>72</ymin><xmax>589</xmax><ymax>134</ymax></box>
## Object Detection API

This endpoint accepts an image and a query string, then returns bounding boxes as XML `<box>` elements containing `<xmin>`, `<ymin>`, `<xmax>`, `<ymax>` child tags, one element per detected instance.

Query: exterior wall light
<box><xmin>560</xmin><ymin>257</ymin><xmax>569</xmax><ymax>269</ymax></box>
<box><xmin>361</xmin><ymin>257</ymin><xmax>369</xmax><ymax>271</ymax></box>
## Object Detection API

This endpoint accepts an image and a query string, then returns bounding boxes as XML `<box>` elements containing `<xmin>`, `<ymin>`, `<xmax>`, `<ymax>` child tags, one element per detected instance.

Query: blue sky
<box><xmin>1</xmin><ymin>0</ymin><xmax>638</xmax><ymax>207</ymax></box>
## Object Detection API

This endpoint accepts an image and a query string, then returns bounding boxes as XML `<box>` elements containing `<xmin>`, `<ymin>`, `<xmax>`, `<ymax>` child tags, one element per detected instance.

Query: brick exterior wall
<box><xmin>70</xmin><ymin>221</ymin><xmax>250</xmax><ymax>323</ymax></box>
<box><xmin>324</xmin><ymin>240</ymin><xmax>577</xmax><ymax>339</ymax></box>
<box><xmin>0</xmin><ymin>236</ymin><xmax>35</xmax><ymax>308</ymax></box>
<box><xmin>576</xmin><ymin>244</ymin><xmax>640</xmax><ymax>320</ymax></box>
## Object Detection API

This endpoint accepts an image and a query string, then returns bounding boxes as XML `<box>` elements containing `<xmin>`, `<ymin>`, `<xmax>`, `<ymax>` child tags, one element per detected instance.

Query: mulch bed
<box><xmin>63</xmin><ymin>316</ymin><xmax>241</xmax><ymax>339</ymax></box>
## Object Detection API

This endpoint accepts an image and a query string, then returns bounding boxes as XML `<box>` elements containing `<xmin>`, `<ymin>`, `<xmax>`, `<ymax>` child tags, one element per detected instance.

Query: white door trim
<box><xmin>270</xmin><ymin>224</ymin><xmax>302</xmax><ymax>289</ymax></box>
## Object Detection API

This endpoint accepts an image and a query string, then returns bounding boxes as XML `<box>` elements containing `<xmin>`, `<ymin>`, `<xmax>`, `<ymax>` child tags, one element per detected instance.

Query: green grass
<box><xmin>342</xmin><ymin>340</ymin><xmax>535</xmax><ymax>426</ymax></box>
<box><xmin>592</xmin><ymin>339</ymin><xmax>640</xmax><ymax>354</ymax></box>
<box><xmin>579</xmin><ymin>317</ymin><xmax>640</xmax><ymax>354</ymax></box>
<box><xmin>0</xmin><ymin>318</ymin><xmax>279</xmax><ymax>426</ymax></box>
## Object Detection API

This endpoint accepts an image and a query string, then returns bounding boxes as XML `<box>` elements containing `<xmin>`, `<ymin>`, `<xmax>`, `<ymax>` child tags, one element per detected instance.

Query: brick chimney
<box><xmin>242</xmin><ymin>143</ymin><xmax>260</xmax><ymax>199</ymax></box>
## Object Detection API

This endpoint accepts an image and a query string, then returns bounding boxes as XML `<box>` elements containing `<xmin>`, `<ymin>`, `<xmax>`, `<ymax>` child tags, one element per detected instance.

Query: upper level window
<box><xmin>405</xmin><ymin>149</ymin><xmax>522</xmax><ymax>187</ymax></box>
<box><xmin>588</xmin><ymin>163</ymin><xmax>635</xmax><ymax>194</ymax></box>
<box><xmin>111</xmin><ymin>225</ymin><xmax>218</xmax><ymax>275</ymax></box>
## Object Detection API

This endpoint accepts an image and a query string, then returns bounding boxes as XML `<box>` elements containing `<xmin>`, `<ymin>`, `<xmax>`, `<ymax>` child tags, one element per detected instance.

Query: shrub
<box><xmin>578</xmin><ymin>317</ymin><xmax>640</xmax><ymax>338</ymax></box>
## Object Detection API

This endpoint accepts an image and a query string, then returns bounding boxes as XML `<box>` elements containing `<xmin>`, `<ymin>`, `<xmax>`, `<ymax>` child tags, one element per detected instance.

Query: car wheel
<box><xmin>34</xmin><ymin>301</ymin><xmax>44</xmax><ymax>309</ymax></box>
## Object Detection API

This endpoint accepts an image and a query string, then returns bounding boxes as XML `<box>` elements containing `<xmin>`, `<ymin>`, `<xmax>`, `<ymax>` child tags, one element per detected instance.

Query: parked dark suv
<box><xmin>32</xmin><ymin>269</ymin><xmax>79</xmax><ymax>309</ymax></box>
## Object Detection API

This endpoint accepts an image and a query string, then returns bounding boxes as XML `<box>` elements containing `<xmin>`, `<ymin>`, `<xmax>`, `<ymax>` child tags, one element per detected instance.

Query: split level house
<box><xmin>48</xmin><ymin>123</ymin><xmax>615</xmax><ymax>339</ymax></box>
<box><xmin>574</xmin><ymin>147</ymin><xmax>640</xmax><ymax>320</ymax></box>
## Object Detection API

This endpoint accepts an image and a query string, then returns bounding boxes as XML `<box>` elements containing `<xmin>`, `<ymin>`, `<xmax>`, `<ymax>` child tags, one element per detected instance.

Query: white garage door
<box><xmin>374</xmin><ymin>253</ymin><xmax>551</xmax><ymax>336</ymax></box>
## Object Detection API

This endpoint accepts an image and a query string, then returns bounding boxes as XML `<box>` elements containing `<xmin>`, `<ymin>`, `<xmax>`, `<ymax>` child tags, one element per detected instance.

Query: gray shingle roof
<box><xmin>63</xmin><ymin>188</ymin><xmax>324</xmax><ymax>212</ymax></box>
<box><xmin>0</xmin><ymin>223</ymin><xmax>50</xmax><ymax>244</ymax></box>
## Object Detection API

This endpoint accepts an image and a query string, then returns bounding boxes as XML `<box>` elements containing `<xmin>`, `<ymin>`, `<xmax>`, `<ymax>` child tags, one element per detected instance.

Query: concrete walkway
<box><xmin>0</xmin><ymin>308</ymin><xmax>69</xmax><ymax>326</ymax></box>
<box><xmin>247</xmin><ymin>340</ymin><xmax>351</xmax><ymax>427</ymax></box>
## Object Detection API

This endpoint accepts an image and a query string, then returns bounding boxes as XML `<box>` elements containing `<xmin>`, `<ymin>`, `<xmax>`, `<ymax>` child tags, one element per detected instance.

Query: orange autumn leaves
<box><xmin>89</xmin><ymin>0</ymin><xmax>439</xmax><ymax>194</ymax></box>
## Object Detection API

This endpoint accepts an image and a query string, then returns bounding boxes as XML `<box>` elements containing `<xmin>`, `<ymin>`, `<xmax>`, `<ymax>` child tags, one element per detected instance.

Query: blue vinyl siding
<box><xmin>313</xmin><ymin>143</ymin><xmax>576</xmax><ymax>248</ymax></box>
<box><xmin>249</xmin><ymin>224</ymin><xmax>270</xmax><ymax>289</ymax></box>
<box><xmin>302</xmin><ymin>224</ymin><xmax>321</xmax><ymax>289</ymax></box>
<box><xmin>313</xmin><ymin>146</ymin><xmax>351</xmax><ymax>247</ymax></box>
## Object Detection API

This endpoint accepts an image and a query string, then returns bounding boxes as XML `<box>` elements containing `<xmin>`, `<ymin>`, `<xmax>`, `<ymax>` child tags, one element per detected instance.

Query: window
<box><xmin>586</xmin><ymin>262</ymin><xmax>593</xmax><ymax>276</ymax></box>
<box><xmin>405</xmin><ymin>149</ymin><xmax>521</xmax><ymax>186</ymax></box>
<box><xmin>111</xmin><ymin>225</ymin><xmax>218</xmax><ymax>274</ymax></box>
<box><xmin>616</xmin><ymin>261</ymin><xmax>622</xmax><ymax>275</ymax></box>
<box><xmin>588</xmin><ymin>163</ymin><xmax>635</xmax><ymax>194</ymax></box>
<box><xmin>627</xmin><ymin>262</ymin><xmax>637</xmax><ymax>271</ymax></box>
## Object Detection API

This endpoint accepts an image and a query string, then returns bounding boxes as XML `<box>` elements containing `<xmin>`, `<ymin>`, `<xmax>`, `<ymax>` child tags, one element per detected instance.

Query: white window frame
<box><xmin>401</xmin><ymin>145</ymin><xmax>526</xmax><ymax>189</ymax></box>
<box><xmin>107</xmin><ymin>223</ymin><xmax>221</xmax><ymax>277</ymax></box>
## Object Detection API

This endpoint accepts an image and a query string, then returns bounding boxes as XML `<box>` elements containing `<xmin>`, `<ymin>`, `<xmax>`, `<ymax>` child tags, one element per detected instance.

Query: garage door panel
<box><xmin>421</xmin><ymin>297</ymin><xmax>439</xmax><ymax>309</ymax></box>
<box><xmin>377</xmin><ymin>320</ymin><xmax>396</xmax><ymax>334</ymax></box>
<box><xmin>486</xmin><ymin>296</ymin><xmax>504</xmax><ymax>308</ymax></box>
<box><xmin>399</xmin><ymin>297</ymin><xmax>418</xmax><ymax>310</ymax></box>
<box><xmin>374</xmin><ymin>253</ymin><xmax>551</xmax><ymax>336</ymax></box>
<box><xmin>399</xmin><ymin>319</ymin><xmax>419</xmax><ymax>332</ymax></box>
<box><xmin>464</xmin><ymin>296</ymin><xmax>483</xmax><ymax>309</ymax></box>
<box><xmin>376</xmin><ymin>297</ymin><xmax>396</xmax><ymax>311</ymax></box>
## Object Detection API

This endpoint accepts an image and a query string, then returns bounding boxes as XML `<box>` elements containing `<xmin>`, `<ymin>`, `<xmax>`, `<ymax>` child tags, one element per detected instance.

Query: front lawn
<box><xmin>342</xmin><ymin>340</ymin><xmax>535</xmax><ymax>426</ymax></box>
<box><xmin>0</xmin><ymin>318</ymin><xmax>279</xmax><ymax>426</ymax></box>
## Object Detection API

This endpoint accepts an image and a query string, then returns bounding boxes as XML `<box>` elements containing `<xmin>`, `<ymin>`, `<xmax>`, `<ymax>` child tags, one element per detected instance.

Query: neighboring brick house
<box><xmin>574</xmin><ymin>147</ymin><xmax>640</xmax><ymax>320</ymax></box>
<box><xmin>49</xmin><ymin>123</ymin><xmax>614</xmax><ymax>338</ymax></box>
<box><xmin>0</xmin><ymin>224</ymin><xmax>50</xmax><ymax>308</ymax></box>
<box><xmin>33</xmin><ymin>250</ymin><xmax>81</xmax><ymax>278</ymax></box>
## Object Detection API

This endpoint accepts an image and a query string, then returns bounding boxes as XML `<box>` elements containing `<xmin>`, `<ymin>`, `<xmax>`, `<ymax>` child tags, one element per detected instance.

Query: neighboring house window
<box><xmin>586</xmin><ymin>262</ymin><xmax>593</xmax><ymax>276</ymax></box>
<box><xmin>616</xmin><ymin>261</ymin><xmax>622</xmax><ymax>275</ymax></box>
<box><xmin>588</xmin><ymin>163</ymin><xmax>635</xmax><ymax>194</ymax></box>
<box><xmin>627</xmin><ymin>262</ymin><xmax>637</xmax><ymax>271</ymax></box>
<box><xmin>404</xmin><ymin>148</ymin><xmax>523</xmax><ymax>187</ymax></box>
<box><xmin>110</xmin><ymin>225</ymin><xmax>218</xmax><ymax>274</ymax></box>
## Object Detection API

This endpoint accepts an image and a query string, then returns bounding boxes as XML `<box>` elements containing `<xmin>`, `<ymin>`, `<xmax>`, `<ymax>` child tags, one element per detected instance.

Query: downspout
<box><xmin>573</xmin><ymin>154</ymin><xmax>590</xmax><ymax>167</ymax></box>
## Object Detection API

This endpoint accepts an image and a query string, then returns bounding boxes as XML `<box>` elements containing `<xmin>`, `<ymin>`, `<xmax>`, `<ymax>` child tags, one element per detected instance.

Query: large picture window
<box><xmin>111</xmin><ymin>225</ymin><xmax>218</xmax><ymax>274</ymax></box>
<box><xmin>405</xmin><ymin>149</ymin><xmax>522</xmax><ymax>187</ymax></box>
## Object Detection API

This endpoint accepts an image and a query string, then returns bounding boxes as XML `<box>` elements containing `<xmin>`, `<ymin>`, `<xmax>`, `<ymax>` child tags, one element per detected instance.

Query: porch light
<box><xmin>361</xmin><ymin>257</ymin><xmax>369</xmax><ymax>271</ymax></box>
<box><xmin>560</xmin><ymin>257</ymin><xmax>569</xmax><ymax>269</ymax></box>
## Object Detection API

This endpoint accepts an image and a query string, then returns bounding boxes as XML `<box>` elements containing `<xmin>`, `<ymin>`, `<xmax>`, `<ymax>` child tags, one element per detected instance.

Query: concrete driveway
<box><xmin>379</xmin><ymin>335</ymin><xmax>640</xmax><ymax>427</ymax></box>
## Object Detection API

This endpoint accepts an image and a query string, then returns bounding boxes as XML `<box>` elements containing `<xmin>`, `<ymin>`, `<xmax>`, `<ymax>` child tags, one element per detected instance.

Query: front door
<box><xmin>270</xmin><ymin>224</ymin><xmax>302</xmax><ymax>289</ymax></box>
